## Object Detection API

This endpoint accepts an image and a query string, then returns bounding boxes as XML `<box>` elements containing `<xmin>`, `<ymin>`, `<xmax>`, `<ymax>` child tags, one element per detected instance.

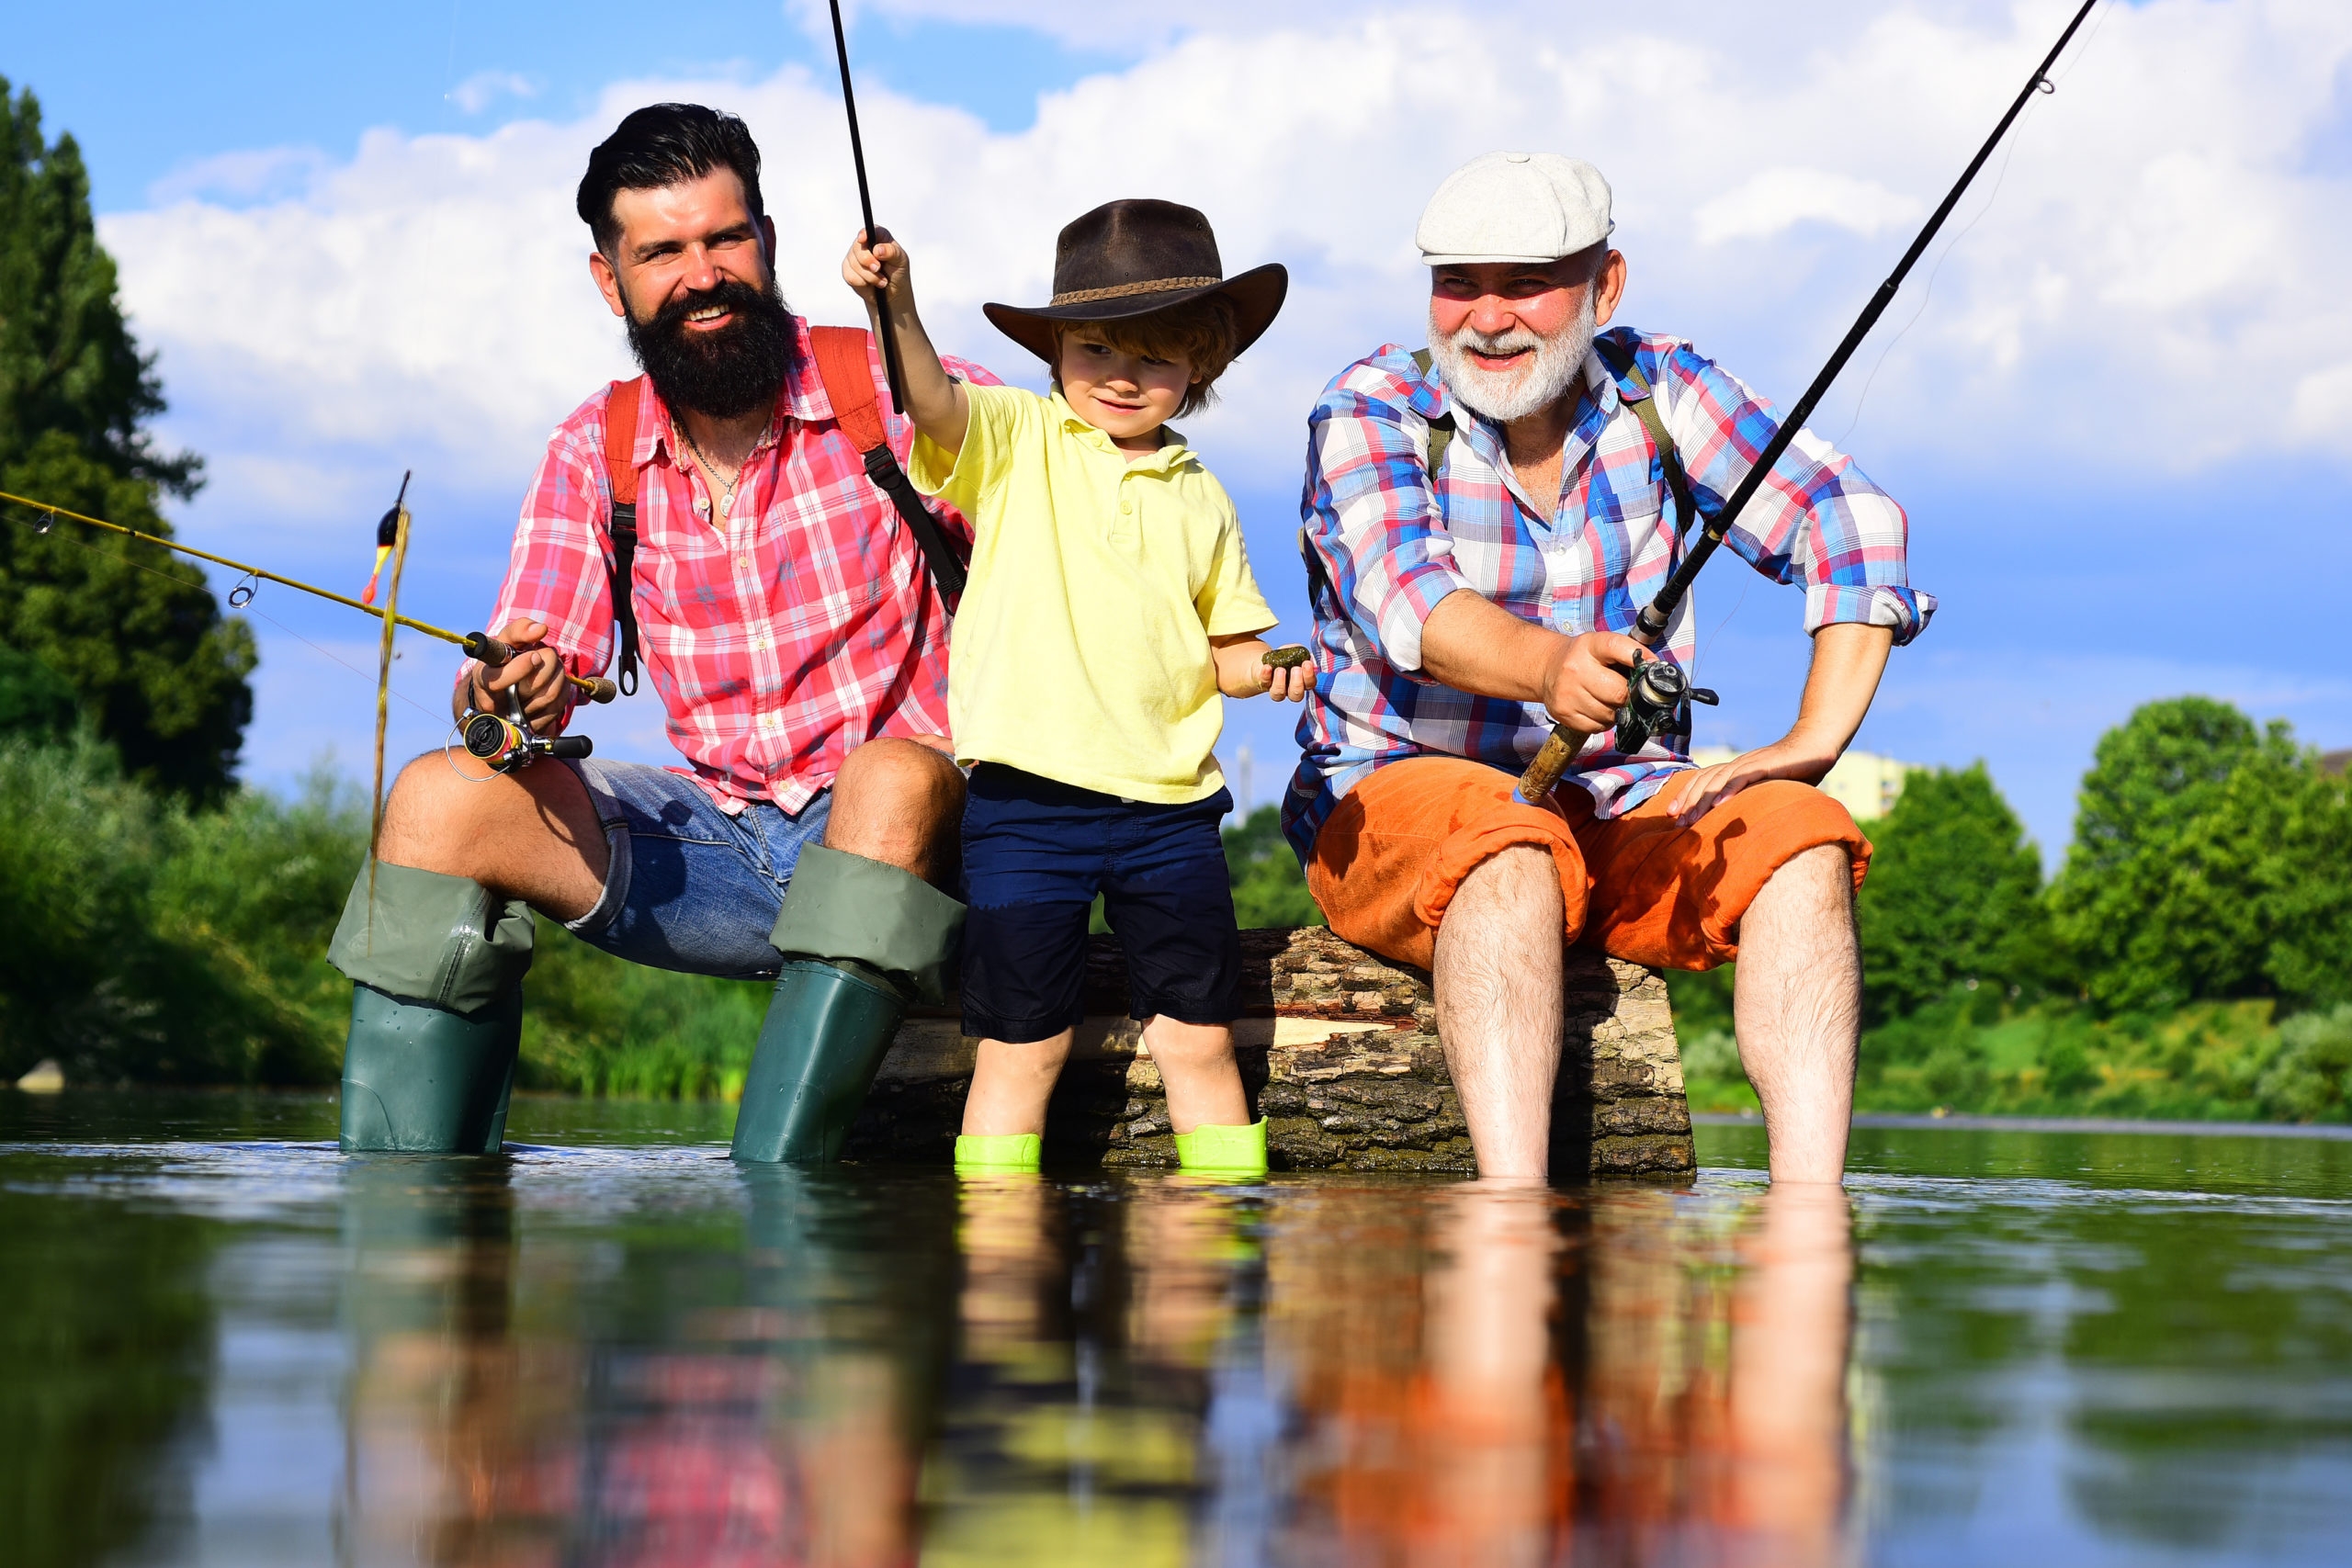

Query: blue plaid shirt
<box><xmin>1283</xmin><ymin>327</ymin><xmax>1934</xmax><ymax>863</ymax></box>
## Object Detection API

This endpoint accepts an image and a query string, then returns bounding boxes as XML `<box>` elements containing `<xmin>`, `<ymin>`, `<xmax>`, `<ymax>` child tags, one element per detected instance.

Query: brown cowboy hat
<box><xmin>983</xmin><ymin>198</ymin><xmax>1288</xmax><ymax>365</ymax></box>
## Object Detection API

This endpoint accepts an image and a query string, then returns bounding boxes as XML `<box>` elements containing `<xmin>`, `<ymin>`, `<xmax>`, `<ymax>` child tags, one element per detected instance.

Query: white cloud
<box><xmin>447</xmin><ymin>70</ymin><xmax>537</xmax><ymax>116</ymax></box>
<box><xmin>1692</xmin><ymin>167</ymin><xmax>1924</xmax><ymax>245</ymax></box>
<box><xmin>81</xmin><ymin>0</ymin><xmax>2352</xmax><ymax>799</ymax></box>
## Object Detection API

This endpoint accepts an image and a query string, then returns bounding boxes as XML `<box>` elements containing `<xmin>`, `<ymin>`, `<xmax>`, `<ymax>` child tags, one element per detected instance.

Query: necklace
<box><xmin>677</xmin><ymin>426</ymin><xmax>744</xmax><ymax>520</ymax></box>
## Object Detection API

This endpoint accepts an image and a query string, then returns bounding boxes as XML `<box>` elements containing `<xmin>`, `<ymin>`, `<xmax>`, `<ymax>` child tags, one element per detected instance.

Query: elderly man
<box><xmin>1286</xmin><ymin>152</ymin><xmax>1933</xmax><ymax>1184</ymax></box>
<box><xmin>325</xmin><ymin>104</ymin><xmax>989</xmax><ymax>1160</ymax></box>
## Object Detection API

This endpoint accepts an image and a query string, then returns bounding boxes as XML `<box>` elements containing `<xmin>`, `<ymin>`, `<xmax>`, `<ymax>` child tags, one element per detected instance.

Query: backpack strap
<box><xmin>602</xmin><ymin>377</ymin><xmax>645</xmax><ymax>696</ymax></box>
<box><xmin>1408</xmin><ymin>348</ymin><xmax>1456</xmax><ymax>477</ymax></box>
<box><xmin>1611</xmin><ymin>355</ymin><xmax>1701</xmax><ymax>540</ymax></box>
<box><xmin>808</xmin><ymin>325</ymin><xmax>968</xmax><ymax>604</ymax></box>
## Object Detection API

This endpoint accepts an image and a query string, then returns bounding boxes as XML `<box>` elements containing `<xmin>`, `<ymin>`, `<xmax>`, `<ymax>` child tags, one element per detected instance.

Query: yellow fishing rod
<box><xmin>0</xmin><ymin>486</ymin><xmax>618</xmax><ymax>706</ymax></box>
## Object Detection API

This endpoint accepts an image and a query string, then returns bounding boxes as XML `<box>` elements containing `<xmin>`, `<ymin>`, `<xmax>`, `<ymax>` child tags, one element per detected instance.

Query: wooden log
<box><xmin>844</xmin><ymin>928</ymin><xmax>1695</xmax><ymax>1178</ymax></box>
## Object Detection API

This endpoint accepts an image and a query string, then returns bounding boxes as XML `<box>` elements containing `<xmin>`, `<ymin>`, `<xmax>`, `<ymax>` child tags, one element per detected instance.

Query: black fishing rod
<box><xmin>827</xmin><ymin>0</ymin><xmax>910</xmax><ymax>416</ymax></box>
<box><xmin>1514</xmin><ymin>0</ymin><xmax>2102</xmax><ymax>805</ymax></box>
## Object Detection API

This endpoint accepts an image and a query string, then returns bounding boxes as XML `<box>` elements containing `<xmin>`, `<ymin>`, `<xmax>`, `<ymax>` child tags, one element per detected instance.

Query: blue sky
<box><xmin>11</xmin><ymin>0</ymin><xmax>2352</xmax><ymax>863</ymax></box>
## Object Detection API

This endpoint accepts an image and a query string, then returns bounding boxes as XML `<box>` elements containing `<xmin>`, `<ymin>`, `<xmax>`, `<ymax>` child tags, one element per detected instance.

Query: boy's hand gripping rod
<box><xmin>0</xmin><ymin>489</ymin><xmax>619</xmax><ymax>705</ymax></box>
<box><xmin>1512</xmin><ymin>0</ymin><xmax>2100</xmax><ymax>806</ymax></box>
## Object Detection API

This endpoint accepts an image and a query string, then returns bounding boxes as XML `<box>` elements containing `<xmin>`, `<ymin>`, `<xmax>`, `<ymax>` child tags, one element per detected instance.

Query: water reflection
<box><xmin>15</xmin><ymin>1111</ymin><xmax>2350</xmax><ymax>1565</ymax></box>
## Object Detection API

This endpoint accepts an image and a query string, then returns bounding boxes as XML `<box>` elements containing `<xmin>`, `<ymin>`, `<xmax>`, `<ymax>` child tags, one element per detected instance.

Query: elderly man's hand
<box><xmin>1537</xmin><ymin>630</ymin><xmax>1638</xmax><ymax>734</ymax></box>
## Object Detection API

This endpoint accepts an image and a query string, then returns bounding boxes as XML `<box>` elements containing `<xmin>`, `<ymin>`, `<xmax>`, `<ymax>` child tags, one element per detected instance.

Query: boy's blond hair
<box><xmin>1051</xmin><ymin>295</ymin><xmax>1240</xmax><ymax>419</ymax></box>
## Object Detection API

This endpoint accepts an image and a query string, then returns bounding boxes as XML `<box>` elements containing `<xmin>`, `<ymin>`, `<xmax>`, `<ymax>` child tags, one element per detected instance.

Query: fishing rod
<box><xmin>1514</xmin><ymin>0</ymin><xmax>2102</xmax><ymax>806</ymax></box>
<box><xmin>826</xmin><ymin>0</ymin><xmax>910</xmax><ymax>416</ymax></box>
<box><xmin>0</xmin><ymin>487</ymin><xmax>618</xmax><ymax>706</ymax></box>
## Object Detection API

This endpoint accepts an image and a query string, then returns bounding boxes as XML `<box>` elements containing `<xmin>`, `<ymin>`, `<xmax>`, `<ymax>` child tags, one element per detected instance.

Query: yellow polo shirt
<box><xmin>909</xmin><ymin>383</ymin><xmax>1277</xmax><ymax>804</ymax></box>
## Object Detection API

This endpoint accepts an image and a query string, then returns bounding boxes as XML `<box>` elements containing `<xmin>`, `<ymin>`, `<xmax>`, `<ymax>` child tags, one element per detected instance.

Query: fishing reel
<box><xmin>454</xmin><ymin>686</ymin><xmax>594</xmax><ymax>776</ymax></box>
<box><xmin>1614</xmin><ymin>649</ymin><xmax>1717</xmax><ymax>756</ymax></box>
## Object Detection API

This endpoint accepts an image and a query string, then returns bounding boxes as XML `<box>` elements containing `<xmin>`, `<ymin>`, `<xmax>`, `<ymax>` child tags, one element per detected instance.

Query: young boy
<box><xmin>842</xmin><ymin>198</ymin><xmax>1305</xmax><ymax>1178</ymax></box>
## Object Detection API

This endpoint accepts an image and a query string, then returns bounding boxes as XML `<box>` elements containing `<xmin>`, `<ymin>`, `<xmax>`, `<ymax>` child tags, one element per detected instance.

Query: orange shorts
<box><xmin>1305</xmin><ymin>758</ymin><xmax>1871</xmax><ymax>973</ymax></box>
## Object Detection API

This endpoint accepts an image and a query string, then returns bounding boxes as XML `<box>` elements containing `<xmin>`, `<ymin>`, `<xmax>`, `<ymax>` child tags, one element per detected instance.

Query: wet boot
<box><xmin>731</xmin><ymin>844</ymin><xmax>964</xmax><ymax>1165</ymax></box>
<box><xmin>326</xmin><ymin>861</ymin><xmax>536</xmax><ymax>1155</ymax></box>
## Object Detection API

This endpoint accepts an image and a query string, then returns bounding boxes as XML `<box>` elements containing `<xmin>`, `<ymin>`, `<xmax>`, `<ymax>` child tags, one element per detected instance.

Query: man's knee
<box><xmin>1762</xmin><ymin>842</ymin><xmax>1855</xmax><ymax>909</ymax></box>
<box><xmin>375</xmin><ymin>750</ymin><xmax>592</xmax><ymax>881</ymax></box>
<box><xmin>1453</xmin><ymin>843</ymin><xmax>1565</xmax><ymax>916</ymax></box>
<box><xmin>835</xmin><ymin>738</ymin><xmax>963</xmax><ymax>816</ymax></box>
<box><xmin>827</xmin><ymin>739</ymin><xmax>965</xmax><ymax>874</ymax></box>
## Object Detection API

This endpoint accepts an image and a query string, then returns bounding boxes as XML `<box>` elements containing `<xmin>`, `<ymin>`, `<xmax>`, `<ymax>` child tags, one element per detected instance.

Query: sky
<box><xmin>8</xmin><ymin>0</ymin><xmax>2352</xmax><ymax>862</ymax></box>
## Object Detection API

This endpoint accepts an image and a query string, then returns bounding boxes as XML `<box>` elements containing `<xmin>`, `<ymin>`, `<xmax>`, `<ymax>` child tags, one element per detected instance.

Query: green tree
<box><xmin>0</xmin><ymin>80</ymin><xmax>251</xmax><ymax>799</ymax></box>
<box><xmin>2049</xmin><ymin>698</ymin><xmax>2323</xmax><ymax>1014</ymax></box>
<box><xmin>1855</xmin><ymin>762</ymin><xmax>2047</xmax><ymax>1025</ymax></box>
<box><xmin>1222</xmin><ymin>804</ymin><xmax>1324</xmax><ymax>930</ymax></box>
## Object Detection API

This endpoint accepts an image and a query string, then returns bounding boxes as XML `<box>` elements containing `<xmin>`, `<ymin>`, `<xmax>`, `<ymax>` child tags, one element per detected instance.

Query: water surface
<box><xmin>4</xmin><ymin>1090</ymin><xmax>2349</xmax><ymax>1566</ymax></box>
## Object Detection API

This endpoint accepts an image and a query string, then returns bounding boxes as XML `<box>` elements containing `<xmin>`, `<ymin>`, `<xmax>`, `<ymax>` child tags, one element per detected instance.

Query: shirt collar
<box><xmin>1418</xmin><ymin>344</ymin><xmax>1620</xmax><ymax>518</ymax></box>
<box><xmin>1050</xmin><ymin>388</ymin><xmax>1195</xmax><ymax>474</ymax></box>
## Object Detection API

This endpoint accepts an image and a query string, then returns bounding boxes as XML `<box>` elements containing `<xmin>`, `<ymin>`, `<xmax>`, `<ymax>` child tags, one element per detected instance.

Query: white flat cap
<box><xmin>1417</xmin><ymin>152</ymin><xmax>1614</xmax><ymax>265</ymax></box>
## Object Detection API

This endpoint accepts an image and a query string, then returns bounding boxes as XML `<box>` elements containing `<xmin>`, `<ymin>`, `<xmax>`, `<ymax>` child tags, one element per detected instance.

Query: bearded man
<box><xmin>325</xmin><ymin>104</ymin><xmax>990</xmax><ymax>1159</ymax></box>
<box><xmin>1287</xmin><ymin>152</ymin><xmax>1934</xmax><ymax>1184</ymax></box>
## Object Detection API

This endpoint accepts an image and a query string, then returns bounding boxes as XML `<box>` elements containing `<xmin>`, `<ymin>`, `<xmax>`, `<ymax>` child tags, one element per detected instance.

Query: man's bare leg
<box><xmin>823</xmin><ymin>736</ymin><xmax>965</xmax><ymax>882</ymax></box>
<box><xmin>373</xmin><ymin>734</ymin><xmax>965</xmax><ymax>921</ymax></box>
<box><xmin>1732</xmin><ymin>844</ymin><xmax>1860</xmax><ymax>1184</ymax></box>
<box><xmin>374</xmin><ymin>755</ymin><xmax>608</xmax><ymax>919</ymax></box>
<box><xmin>1432</xmin><ymin>846</ymin><xmax>1564</xmax><ymax>1183</ymax></box>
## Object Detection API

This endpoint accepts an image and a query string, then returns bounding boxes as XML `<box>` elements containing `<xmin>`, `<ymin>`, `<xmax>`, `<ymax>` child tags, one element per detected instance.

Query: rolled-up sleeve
<box><xmin>1303</xmin><ymin>356</ymin><xmax>1476</xmax><ymax>674</ymax></box>
<box><xmin>1654</xmin><ymin>343</ymin><xmax>1936</xmax><ymax>646</ymax></box>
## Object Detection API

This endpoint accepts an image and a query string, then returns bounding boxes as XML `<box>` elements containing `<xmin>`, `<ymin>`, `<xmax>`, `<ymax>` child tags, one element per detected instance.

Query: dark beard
<box><xmin>624</xmin><ymin>275</ymin><xmax>796</xmax><ymax>421</ymax></box>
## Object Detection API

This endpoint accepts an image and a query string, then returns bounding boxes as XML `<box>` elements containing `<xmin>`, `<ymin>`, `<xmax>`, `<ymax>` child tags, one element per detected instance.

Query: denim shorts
<box><xmin>959</xmin><ymin>763</ymin><xmax>1240</xmax><ymax>1042</ymax></box>
<box><xmin>562</xmin><ymin>758</ymin><xmax>831</xmax><ymax>980</ymax></box>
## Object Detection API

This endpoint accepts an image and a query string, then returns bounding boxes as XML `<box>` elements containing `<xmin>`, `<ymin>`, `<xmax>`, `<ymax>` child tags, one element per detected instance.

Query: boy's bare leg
<box><xmin>962</xmin><ymin>1031</ymin><xmax>1075</xmax><ymax>1136</ymax></box>
<box><xmin>1143</xmin><ymin>1018</ymin><xmax>1250</xmax><ymax>1133</ymax></box>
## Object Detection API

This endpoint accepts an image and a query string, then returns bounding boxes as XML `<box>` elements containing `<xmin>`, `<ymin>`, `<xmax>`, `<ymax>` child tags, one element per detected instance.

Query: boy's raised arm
<box><xmin>843</xmin><ymin>228</ymin><xmax>970</xmax><ymax>460</ymax></box>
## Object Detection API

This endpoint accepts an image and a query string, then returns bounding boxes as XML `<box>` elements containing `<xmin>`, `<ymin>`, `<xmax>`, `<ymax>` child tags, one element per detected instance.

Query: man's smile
<box><xmin>684</xmin><ymin>302</ymin><xmax>733</xmax><ymax>331</ymax></box>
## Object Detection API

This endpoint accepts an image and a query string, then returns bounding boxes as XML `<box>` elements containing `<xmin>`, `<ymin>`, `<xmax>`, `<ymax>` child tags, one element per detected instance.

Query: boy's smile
<box><xmin>1057</xmin><ymin>331</ymin><xmax>1200</xmax><ymax>455</ymax></box>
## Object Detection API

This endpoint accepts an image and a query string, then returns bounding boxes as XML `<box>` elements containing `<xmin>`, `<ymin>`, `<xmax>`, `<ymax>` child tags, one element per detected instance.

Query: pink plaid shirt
<box><xmin>463</xmin><ymin>314</ymin><xmax>999</xmax><ymax>813</ymax></box>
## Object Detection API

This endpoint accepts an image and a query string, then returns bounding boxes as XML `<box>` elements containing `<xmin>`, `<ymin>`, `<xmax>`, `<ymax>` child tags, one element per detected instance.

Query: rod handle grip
<box><xmin>1512</xmin><ymin>723</ymin><xmax>1585</xmax><ymax>806</ymax></box>
<box><xmin>575</xmin><ymin>676</ymin><xmax>619</xmax><ymax>705</ymax></box>
<box><xmin>463</xmin><ymin>631</ymin><xmax>516</xmax><ymax>667</ymax></box>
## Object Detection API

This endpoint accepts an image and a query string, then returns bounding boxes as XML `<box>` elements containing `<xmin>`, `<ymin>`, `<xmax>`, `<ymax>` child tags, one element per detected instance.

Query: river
<box><xmin>4</xmin><ymin>1091</ymin><xmax>2348</xmax><ymax>1565</ymax></box>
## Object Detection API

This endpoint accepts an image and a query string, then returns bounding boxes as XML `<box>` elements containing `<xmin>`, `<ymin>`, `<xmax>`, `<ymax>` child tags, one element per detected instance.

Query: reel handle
<box><xmin>547</xmin><ymin>735</ymin><xmax>594</xmax><ymax>760</ymax></box>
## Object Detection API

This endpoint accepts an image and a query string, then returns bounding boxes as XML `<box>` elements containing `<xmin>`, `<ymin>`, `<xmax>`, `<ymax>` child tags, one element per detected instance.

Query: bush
<box><xmin>2258</xmin><ymin>1004</ymin><xmax>2352</xmax><ymax>1122</ymax></box>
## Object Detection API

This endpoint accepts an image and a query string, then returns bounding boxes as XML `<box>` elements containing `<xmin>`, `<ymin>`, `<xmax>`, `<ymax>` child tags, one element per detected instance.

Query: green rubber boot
<box><xmin>339</xmin><ymin>985</ymin><xmax>522</xmax><ymax>1154</ymax></box>
<box><xmin>1174</xmin><ymin>1118</ymin><xmax>1270</xmax><ymax>1179</ymax></box>
<box><xmin>327</xmin><ymin>860</ymin><xmax>535</xmax><ymax>1155</ymax></box>
<box><xmin>731</xmin><ymin>960</ymin><xmax>908</xmax><ymax>1163</ymax></box>
<box><xmin>955</xmin><ymin>1133</ymin><xmax>1043</xmax><ymax>1174</ymax></box>
<box><xmin>730</xmin><ymin>844</ymin><xmax>965</xmax><ymax>1166</ymax></box>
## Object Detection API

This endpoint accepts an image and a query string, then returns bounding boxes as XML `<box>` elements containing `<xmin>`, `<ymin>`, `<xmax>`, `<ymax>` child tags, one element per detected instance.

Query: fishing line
<box><xmin>1833</xmin><ymin>0</ymin><xmax>2119</xmax><ymax>446</ymax></box>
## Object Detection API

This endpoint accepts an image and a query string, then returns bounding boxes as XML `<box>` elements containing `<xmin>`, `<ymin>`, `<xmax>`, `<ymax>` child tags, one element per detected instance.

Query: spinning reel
<box><xmin>454</xmin><ymin>685</ymin><xmax>594</xmax><ymax>776</ymax></box>
<box><xmin>1613</xmin><ymin>650</ymin><xmax>1717</xmax><ymax>757</ymax></box>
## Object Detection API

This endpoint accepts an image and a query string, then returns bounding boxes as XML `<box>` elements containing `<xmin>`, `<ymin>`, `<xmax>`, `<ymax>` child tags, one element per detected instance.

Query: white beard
<box><xmin>1428</xmin><ymin>289</ymin><xmax>1598</xmax><ymax>424</ymax></box>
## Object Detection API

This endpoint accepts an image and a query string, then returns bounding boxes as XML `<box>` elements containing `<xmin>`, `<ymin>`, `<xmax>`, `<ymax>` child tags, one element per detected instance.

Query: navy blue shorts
<box><xmin>958</xmin><ymin>764</ymin><xmax>1240</xmax><ymax>1043</ymax></box>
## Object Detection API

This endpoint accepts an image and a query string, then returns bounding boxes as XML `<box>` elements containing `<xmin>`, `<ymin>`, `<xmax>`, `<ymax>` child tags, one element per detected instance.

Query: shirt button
<box><xmin>1121</xmin><ymin>502</ymin><xmax>1134</xmax><ymax>515</ymax></box>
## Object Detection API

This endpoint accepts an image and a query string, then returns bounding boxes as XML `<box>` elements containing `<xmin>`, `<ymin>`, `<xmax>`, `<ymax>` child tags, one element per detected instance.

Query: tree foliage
<box><xmin>2048</xmin><ymin>697</ymin><xmax>2352</xmax><ymax>1014</ymax></box>
<box><xmin>1855</xmin><ymin>762</ymin><xmax>2047</xmax><ymax>1026</ymax></box>
<box><xmin>0</xmin><ymin>81</ymin><xmax>251</xmax><ymax>800</ymax></box>
<box><xmin>1223</xmin><ymin>805</ymin><xmax>1324</xmax><ymax>930</ymax></box>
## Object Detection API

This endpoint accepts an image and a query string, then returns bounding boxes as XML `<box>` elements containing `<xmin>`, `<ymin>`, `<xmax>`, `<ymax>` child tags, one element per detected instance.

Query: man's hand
<box><xmin>1658</xmin><ymin>738</ymin><xmax>1838</xmax><ymax>827</ymax></box>
<box><xmin>1537</xmin><ymin>629</ymin><xmax>1638</xmax><ymax>734</ymax></box>
<box><xmin>1421</xmin><ymin>593</ymin><xmax>1634</xmax><ymax>738</ymax></box>
<box><xmin>1657</xmin><ymin>622</ymin><xmax>1894</xmax><ymax>826</ymax></box>
<box><xmin>458</xmin><ymin>618</ymin><xmax>568</xmax><ymax>735</ymax></box>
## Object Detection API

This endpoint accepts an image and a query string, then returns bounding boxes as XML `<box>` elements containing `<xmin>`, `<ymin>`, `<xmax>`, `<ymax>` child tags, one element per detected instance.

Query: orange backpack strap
<box><xmin>806</xmin><ymin>325</ymin><xmax>967</xmax><ymax>604</ymax></box>
<box><xmin>602</xmin><ymin>377</ymin><xmax>646</xmax><ymax>693</ymax></box>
